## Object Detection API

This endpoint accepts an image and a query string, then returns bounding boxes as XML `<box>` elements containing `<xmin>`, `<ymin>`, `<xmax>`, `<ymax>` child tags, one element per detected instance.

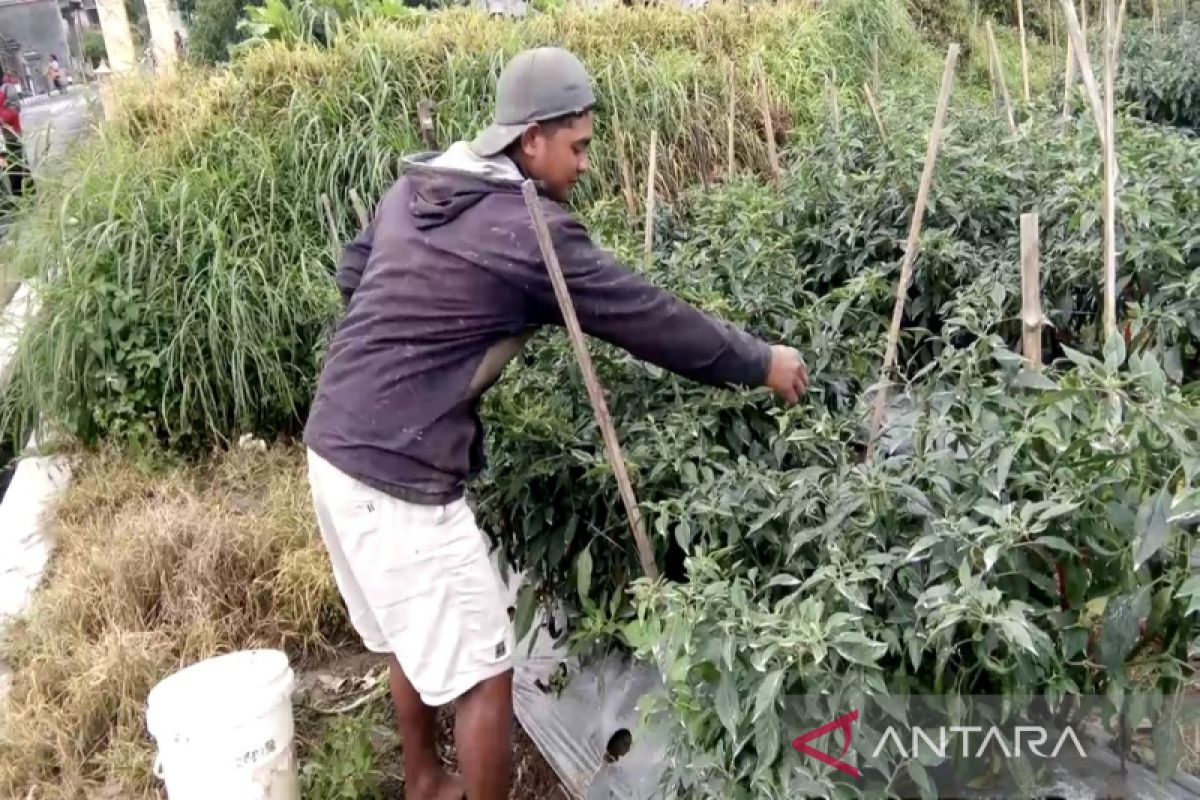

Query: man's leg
<box><xmin>388</xmin><ymin>656</ymin><xmax>464</xmax><ymax>799</ymax></box>
<box><xmin>454</xmin><ymin>669</ymin><xmax>513</xmax><ymax>800</ymax></box>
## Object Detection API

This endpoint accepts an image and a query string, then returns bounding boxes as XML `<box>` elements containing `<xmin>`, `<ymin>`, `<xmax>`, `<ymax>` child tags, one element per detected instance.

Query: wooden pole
<box><xmin>1020</xmin><ymin>213</ymin><xmax>1044</xmax><ymax>369</ymax></box>
<box><xmin>726</xmin><ymin>59</ymin><xmax>737</xmax><ymax>178</ymax></box>
<box><xmin>1101</xmin><ymin>0</ymin><xmax>1118</xmax><ymax>341</ymax></box>
<box><xmin>643</xmin><ymin>129</ymin><xmax>658</xmax><ymax>266</ymax></box>
<box><xmin>520</xmin><ymin>180</ymin><xmax>660</xmax><ymax>582</ymax></box>
<box><xmin>418</xmin><ymin>99</ymin><xmax>437</xmax><ymax>149</ymax></box>
<box><xmin>1152</xmin><ymin>0</ymin><xmax>1160</xmax><ymax>37</ymax></box>
<box><xmin>1018</xmin><ymin>0</ymin><xmax>1032</xmax><ymax>102</ymax></box>
<box><xmin>1113</xmin><ymin>0</ymin><xmax>1129</xmax><ymax>73</ymax></box>
<box><xmin>864</xmin><ymin>82</ymin><xmax>888</xmax><ymax>142</ymax></box>
<box><xmin>986</xmin><ymin>22</ymin><xmax>1018</xmax><ymax>134</ymax></box>
<box><xmin>756</xmin><ymin>58</ymin><xmax>781</xmax><ymax>183</ymax></box>
<box><xmin>320</xmin><ymin>193</ymin><xmax>340</xmax><ymax>264</ymax></box>
<box><xmin>695</xmin><ymin>76</ymin><xmax>710</xmax><ymax>190</ymax></box>
<box><xmin>612</xmin><ymin>109</ymin><xmax>637</xmax><ymax>215</ymax></box>
<box><xmin>871</xmin><ymin>35</ymin><xmax>881</xmax><ymax>94</ymax></box>
<box><xmin>867</xmin><ymin>44</ymin><xmax>960</xmax><ymax>459</ymax></box>
<box><xmin>1060</xmin><ymin>2</ymin><xmax>1080</xmax><ymax>120</ymax></box>
<box><xmin>348</xmin><ymin>188</ymin><xmax>370</xmax><ymax>231</ymax></box>
<box><xmin>827</xmin><ymin>74</ymin><xmax>841</xmax><ymax>136</ymax></box>
<box><xmin>1059</xmin><ymin>0</ymin><xmax>1108</xmax><ymax>143</ymax></box>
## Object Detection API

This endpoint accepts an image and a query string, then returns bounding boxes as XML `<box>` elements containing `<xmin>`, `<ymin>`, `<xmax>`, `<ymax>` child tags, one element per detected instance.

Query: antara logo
<box><xmin>791</xmin><ymin>709</ymin><xmax>1089</xmax><ymax>779</ymax></box>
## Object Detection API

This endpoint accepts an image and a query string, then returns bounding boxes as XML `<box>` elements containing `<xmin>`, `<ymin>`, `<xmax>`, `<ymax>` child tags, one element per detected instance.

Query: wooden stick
<box><xmin>864</xmin><ymin>82</ymin><xmax>888</xmax><ymax>142</ymax></box>
<box><xmin>756</xmin><ymin>58</ymin><xmax>781</xmax><ymax>183</ymax></box>
<box><xmin>827</xmin><ymin>74</ymin><xmax>841</xmax><ymax>136</ymax></box>
<box><xmin>873</xmin><ymin>35</ymin><xmax>883</xmax><ymax>94</ymax></box>
<box><xmin>520</xmin><ymin>180</ymin><xmax>660</xmax><ymax>582</ymax></box>
<box><xmin>1152</xmin><ymin>0</ymin><xmax>1160</xmax><ymax>36</ymax></box>
<box><xmin>1112</xmin><ymin>0</ymin><xmax>1129</xmax><ymax>74</ymax></box>
<box><xmin>643</xmin><ymin>129</ymin><xmax>658</xmax><ymax>265</ymax></box>
<box><xmin>320</xmin><ymin>193</ymin><xmax>340</xmax><ymax>264</ymax></box>
<box><xmin>1062</xmin><ymin>32</ymin><xmax>1076</xmax><ymax>120</ymax></box>
<box><xmin>348</xmin><ymin>188</ymin><xmax>370</xmax><ymax>231</ymax></box>
<box><xmin>1101</xmin><ymin>0</ymin><xmax>1118</xmax><ymax>341</ymax></box>
<box><xmin>986</xmin><ymin>22</ymin><xmax>1018</xmax><ymax>134</ymax></box>
<box><xmin>1059</xmin><ymin>0</ymin><xmax>1107</xmax><ymax>144</ymax></box>
<box><xmin>612</xmin><ymin>108</ymin><xmax>637</xmax><ymax>215</ymax></box>
<box><xmin>417</xmin><ymin>99</ymin><xmax>437</xmax><ymax>149</ymax></box>
<box><xmin>695</xmin><ymin>76</ymin><xmax>710</xmax><ymax>190</ymax></box>
<box><xmin>867</xmin><ymin>44</ymin><xmax>959</xmax><ymax>459</ymax></box>
<box><xmin>726</xmin><ymin>59</ymin><xmax>736</xmax><ymax>178</ymax></box>
<box><xmin>1018</xmin><ymin>0</ymin><xmax>1032</xmax><ymax>102</ymax></box>
<box><xmin>1020</xmin><ymin>213</ymin><xmax>1044</xmax><ymax>369</ymax></box>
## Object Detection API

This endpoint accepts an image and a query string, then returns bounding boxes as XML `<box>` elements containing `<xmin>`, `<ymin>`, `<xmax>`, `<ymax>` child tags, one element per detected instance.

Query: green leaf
<box><xmin>1153</xmin><ymin>709</ymin><xmax>1182</xmax><ymax>783</ymax></box>
<box><xmin>1012</xmin><ymin>370</ymin><xmax>1059</xmax><ymax>391</ymax></box>
<box><xmin>754</xmin><ymin>705</ymin><xmax>781</xmax><ymax>773</ymax></box>
<box><xmin>715</xmin><ymin>671</ymin><xmax>740</xmax><ymax>739</ymax></box>
<box><xmin>1037</xmin><ymin>502</ymin><xmax>1080</xmax><ymax>523</ymax></box>
<box><xmin>908</xmin><ymin>760</ymin><xmax>936</xmax><ymax>800</ymax></box>
<box><xmin>576</xmin><ymin>545</ymin><xmax>593</xmax><ymax>603</ymax></box>
<box><xmin>767</xmin><ymin>574</ymin><xmax>801</xmax><ymax>589</ymax></box>
<box><xmin>674</xmin><ymin>519</ymin><xmax>693</xmax><ymax>551</ymax></box>
<box><xmin>1099</xmin><ymin>586</ymin><xmax>1151</xmax><ymax>671</ymax></box>
<box><xmin>994</xmin><ymin>445</ymin><xmax>1016</xmax><ymax>492</ymax></box>
<box><xmin>513</xmin><ymin>583</ymin><xmax>539</xmax><ymax>646</ymax></box>
<box><xmin>833</xmin><ymin>632</ymin><xmax>887</xmax><ymax>665</ymax></box>
<box><xmin>682</xmin><ymin>462</ymin><xmax>698</xmax><ymax>485</ymax></box>
<box><xmin>1134</xmin><ymin>485</ymin><xmax>1173</xmax><ymax>570</ymax></box>
<box><xmin>1061</xmin><ymin>345</ymin><xmax>1098</xmax><ymax>369</ymax></box>
<box><xmin>1036</xmin><ymin>536</ymin><xmax>1079</xmax><ymax>554</ymax></box>
<box><xmin>753</xmin><ymin>669</ymin><xmax>785</xmax><ymax>723</ymax></box>
<box><xmin>1104</xmin><ymin>329</ymin><xmax>1127</xmax><ymax>371</ymax></box>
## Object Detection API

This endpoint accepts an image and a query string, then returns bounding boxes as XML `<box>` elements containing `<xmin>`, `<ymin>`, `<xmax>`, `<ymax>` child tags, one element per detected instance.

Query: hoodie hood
<box><xmin>402</xmin><ymin>142</ymin><xmax>527</xmax><ymax>231</ymax></box>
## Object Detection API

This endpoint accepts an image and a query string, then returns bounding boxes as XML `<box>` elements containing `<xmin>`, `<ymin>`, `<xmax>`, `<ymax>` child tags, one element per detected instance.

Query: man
<box><xmin>0</xmin><ymin>79</ymin><xmax>25</xmax><ymax>203</ymax></box>
<box><xmin>303</xmin><ymin>47</ymin><xmax>808</xmax><ymax>799</ymax></box>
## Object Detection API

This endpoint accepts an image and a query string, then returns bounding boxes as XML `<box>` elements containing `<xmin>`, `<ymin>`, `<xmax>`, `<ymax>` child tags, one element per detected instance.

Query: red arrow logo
<box><xmin>791</xmin><ymin>709</ymin><xmax>861</xmax><ymax>778</ymax></box>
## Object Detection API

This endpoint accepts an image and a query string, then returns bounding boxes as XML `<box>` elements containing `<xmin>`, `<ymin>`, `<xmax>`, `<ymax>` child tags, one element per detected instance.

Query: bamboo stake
<box><xmin>520</xmin><ymin>180</ymin><xmax>659</xmax><ymax>582</ymax></box>
<box><xmin>695</xmin><ymin>76</ymin><xmax>710</xmax><ymax>190</ymax></box>
<box><xmin>871</xmin><ymin>35</ymin><xmax>881</xmax><ymax>94</ymax></box>
<box><xmin>1062</xmin><ymin>32</ymin><xmax>1076</xmax><ymax>120</ymax></box>
<box><xmin>643</xmin><ymin>129</ymin><xmax>658</xmax><ymax>265</ymax></box>
<box><xmin>418</xmin><ymin>99</ymin><xmax>437</xmax><ymax>149</ymax></box>
<box><xmin>348</xmin><ymin>188</ymin><xmax>370</xmax><ymax>231</ymax></box>
<box><xmin>612</xmin><ymin>109</ymin><xmax>637</xmax><ymax>216</ymax></box>
<box><xmin>1113</xmin><ymin>0</ymin><xmax>1129</xmax><ymax>73</ymax></box>
<box><xmin>756</xmin><ymin>58</ymin><xmax>781</xmax><ymax>183</ymax></box>
<box><xmin>827</xmin><ymin>74</ymin><xmax>841</xmax><ymax>136</ymax></box>
<box><xmin>864</xmin><ymin>82</ymin><xmax>888</xmax><ymax>142</ymax></box>
<box><xmin>1101</xmin><ymin>0</ymin><xmax>1118</xmax><ymax>341</ymax></box>
<box><xmin>1020</xmin><ymin>213</ymin><xmax>1044</xmax><ymax>369</ymax></box>
<box><xmin>1018</xmin><ymin>0</ymin><xmax>1032</xmax><ymax>102</ymax></box>
<box><xmin>1152</xmin><ymin>0</ymin><xmax>1160</xmax><ymax>37</ymax></box>
<box><xmin>320</xmin><ymin>193</ymin><xmax>340</xmax><ymax>264</ymax></box>
<box><xmin>986</xmin><ymin>22</ymin><xmax>1018</xmax><ymax>134</ymax></box>
<box><xmin>726</xmin><ymin>60</ymin><xmax>737</xmax><ymax>178</ymax></box>
<box><xmin>867</xmin><ymin>44</ymin><xmax>960</xmax><ymax>459</ymax></box>
<box><xmin>1059</xmin><ymin>0</ymin><xmax>1108</xmax><ymax>143</ymax></box>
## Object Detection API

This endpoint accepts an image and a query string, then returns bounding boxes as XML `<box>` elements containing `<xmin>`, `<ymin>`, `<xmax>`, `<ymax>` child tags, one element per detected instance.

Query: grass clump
<box><xmin>0</xmin><ymin>445</ymin><xmax>346</xmax><ymax>799</ymax></box>
<box><xmin>0</xmin><ymin>0</ymin><xmax>918</xmax><ymax>455</ymax></box>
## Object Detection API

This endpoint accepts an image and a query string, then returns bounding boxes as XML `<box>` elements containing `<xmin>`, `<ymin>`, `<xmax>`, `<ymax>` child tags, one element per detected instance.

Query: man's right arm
<box><xmin>516</xmin><ymin>204</ymin><xmax>808</xmax><ymax>402</ymax></box>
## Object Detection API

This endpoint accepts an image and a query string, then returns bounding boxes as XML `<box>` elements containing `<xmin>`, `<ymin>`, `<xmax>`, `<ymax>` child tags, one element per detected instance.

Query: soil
<box><xmin>295</xmin><ymin>651</ymin><xmax>569</xmax><ymax>800</ymax></box>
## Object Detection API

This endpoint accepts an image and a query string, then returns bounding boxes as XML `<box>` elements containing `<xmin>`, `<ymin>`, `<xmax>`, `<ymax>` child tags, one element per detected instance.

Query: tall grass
<box><xmin>0</xmin><ymin>0</ymin><xmax>914</xmax><ymax>452</ymax></box>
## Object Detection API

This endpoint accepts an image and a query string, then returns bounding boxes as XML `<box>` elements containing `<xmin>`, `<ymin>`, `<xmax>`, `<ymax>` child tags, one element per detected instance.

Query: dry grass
<box><xmin>0</xmin><ymin>444</ymin><xmax>346</xmax><ymax>799</ymax></box>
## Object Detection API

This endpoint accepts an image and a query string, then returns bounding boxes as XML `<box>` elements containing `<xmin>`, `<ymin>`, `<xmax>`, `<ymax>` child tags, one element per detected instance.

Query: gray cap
<box><xmin>470</xmin><ymin>47</ymin><xmax>596</xmax><ymax>158</ymax></box>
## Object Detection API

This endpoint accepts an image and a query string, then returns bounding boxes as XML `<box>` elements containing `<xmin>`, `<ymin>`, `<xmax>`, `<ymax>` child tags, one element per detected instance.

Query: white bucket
<box><xmin>146</xmin><ymin>649</ymin><xmax>299</xmax><ymax>800</ymax></box>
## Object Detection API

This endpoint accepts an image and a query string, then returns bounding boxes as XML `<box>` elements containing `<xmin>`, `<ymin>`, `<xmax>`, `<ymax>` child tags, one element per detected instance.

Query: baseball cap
<box><xmin>470</xmin><ymin>47</ymin><xmax>596</xmax><ymax>158</ymax></box>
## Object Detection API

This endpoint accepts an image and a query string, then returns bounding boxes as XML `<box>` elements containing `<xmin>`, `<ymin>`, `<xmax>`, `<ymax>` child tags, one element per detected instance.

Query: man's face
<box><xmin>518</xmin><ymin>112</ymin><xmax>593</xmax><ymax>202</ymax></box>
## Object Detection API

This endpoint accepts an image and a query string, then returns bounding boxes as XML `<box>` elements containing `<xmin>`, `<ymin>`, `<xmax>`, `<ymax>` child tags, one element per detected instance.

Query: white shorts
<box><xmin>306</xmin><ymin>449</ymin><xmax>515</xmax><ymax>706</ymax></box>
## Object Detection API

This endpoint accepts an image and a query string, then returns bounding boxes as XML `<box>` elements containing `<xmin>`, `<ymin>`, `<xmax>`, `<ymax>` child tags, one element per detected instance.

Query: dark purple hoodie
<box><xmin>303</xmin><ymin>145</ymin><xmax>772</xmax><ymax>505</ymax></box>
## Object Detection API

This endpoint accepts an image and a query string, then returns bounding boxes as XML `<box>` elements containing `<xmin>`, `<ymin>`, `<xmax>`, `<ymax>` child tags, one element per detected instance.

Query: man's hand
<box><xmin>765</xmin><ymin>345</ymin><xmax>809</xmax><ymax>404</ymax></box>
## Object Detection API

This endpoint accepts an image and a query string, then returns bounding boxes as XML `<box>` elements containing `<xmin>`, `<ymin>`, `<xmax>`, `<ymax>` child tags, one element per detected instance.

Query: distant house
<box><xmin>0</xmin><ymin>0</ymin><xmax>97</xmax><ymax>95</ymax></box>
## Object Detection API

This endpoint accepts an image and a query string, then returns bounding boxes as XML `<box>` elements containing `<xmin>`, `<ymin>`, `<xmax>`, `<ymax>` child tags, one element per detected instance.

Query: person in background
<box><xmin>304</xmin><ymin>47</ymin><xmax>809</xmax><ymax>799</ymax></box>
<box><xmin>45</xmin><ymin>55</ymin><xmax>65</xmax><ymax>95</ymax></box>
<box><xmin>0</xmin><ymin>79</ymin><xmax>27</xmax><ymax>202</ymax></box>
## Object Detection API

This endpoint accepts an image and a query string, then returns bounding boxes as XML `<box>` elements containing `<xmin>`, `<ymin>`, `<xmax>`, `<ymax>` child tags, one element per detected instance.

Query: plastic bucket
<box><xmin>146</xmin><ymin>649</ymin><xmax>299</xmax><ymax>800</ymax></box>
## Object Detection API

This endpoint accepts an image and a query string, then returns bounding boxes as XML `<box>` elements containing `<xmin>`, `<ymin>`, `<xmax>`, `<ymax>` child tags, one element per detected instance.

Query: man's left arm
<box><xmin>335</xmin><ymin>217</ymin><xmax>375</xmax><ymax>308</ymax></box>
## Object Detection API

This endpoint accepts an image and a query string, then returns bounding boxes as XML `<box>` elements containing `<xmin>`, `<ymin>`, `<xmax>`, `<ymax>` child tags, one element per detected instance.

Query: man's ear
<box><xmin>517</xmin><ymin>125</ymin><xmax>542</xmax><ymax>158</ymax></box>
